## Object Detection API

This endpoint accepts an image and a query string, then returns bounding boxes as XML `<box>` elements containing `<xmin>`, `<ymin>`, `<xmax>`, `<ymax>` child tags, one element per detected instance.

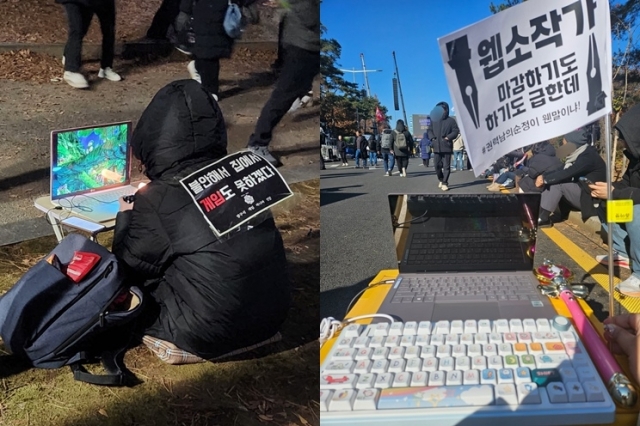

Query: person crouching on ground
<box><xmin>589</xmin><ymin>103</ymin><xmax>640</xmax><ymax>297</ymax></box>
<box><xmin>112</xmin><ymin>80</ymin><xmax>291</xmax><ymax>364</ymax></box>
<box><xmin>57</xmin><ymin>0</ymin><xmax>122</xmax><ymax>89</ymax></box>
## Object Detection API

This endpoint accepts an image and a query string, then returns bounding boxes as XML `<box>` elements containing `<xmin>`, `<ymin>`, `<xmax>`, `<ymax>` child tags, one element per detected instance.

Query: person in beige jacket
<box><xmin>452</xmin><ymin>134</ymin><xmax>465</xmax><ymax>171</ymax></box>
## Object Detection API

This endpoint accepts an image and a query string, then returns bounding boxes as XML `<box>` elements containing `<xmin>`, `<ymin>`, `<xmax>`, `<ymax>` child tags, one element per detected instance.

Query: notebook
<box><xmin>375</xmin><ymin>193</ymin><xmax>557</xmax><ymax>322</ymax></box>
<box><xmin>50</xmin><ymin>121</ymin><xmax>137</xmax><ymax>223</ymax></box>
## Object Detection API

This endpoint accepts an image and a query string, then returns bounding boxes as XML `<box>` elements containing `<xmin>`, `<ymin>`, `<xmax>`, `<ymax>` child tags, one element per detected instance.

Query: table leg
<box><xmin>47</xmin><ymin>211</ymin><xmax>65</xmax><ymax>242</ymax></box>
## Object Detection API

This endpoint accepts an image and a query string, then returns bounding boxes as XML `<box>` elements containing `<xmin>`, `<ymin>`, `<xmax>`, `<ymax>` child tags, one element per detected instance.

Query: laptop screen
<box><xmin>51</xmin><ymin>122</ymin><xmax>132</xmax><ymax>200</ymax></box>
<box><xmin>388</xmin><ymin>193</ymin><xmax>541</xmax><ymax>273</ymax></box>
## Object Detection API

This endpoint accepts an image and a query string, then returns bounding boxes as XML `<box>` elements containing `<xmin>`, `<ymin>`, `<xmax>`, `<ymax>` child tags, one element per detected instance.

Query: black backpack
<box><xmin>0</xmin><ymin>234</ymin><xmax>145</xmax><ymax>386</ymax></box>
<box><xmin>381</xmin><ymin>132</ymin><xmax>393</xmax><ymax>149</ymax></box>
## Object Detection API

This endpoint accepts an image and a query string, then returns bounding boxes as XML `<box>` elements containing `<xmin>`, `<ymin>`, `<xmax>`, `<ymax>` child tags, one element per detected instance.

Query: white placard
<box><xmin>438</xmin><ymin>0</ymin><xmax>612</xmax><ymax>175</ymax></box>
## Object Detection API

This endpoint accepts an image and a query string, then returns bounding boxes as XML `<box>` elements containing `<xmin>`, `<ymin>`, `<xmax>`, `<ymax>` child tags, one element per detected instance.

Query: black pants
<box><xmin>340</xmin><ymin>151</ymin><xmax>347</xmax><ymax>163</ymax></box>
<box><xmin>146</xmin><ymin>0</ymin><xmax>181</xmax><ymax>40</ymax></box>
<box><xmin>63</xmin><ymin>1</ymin><xmax>115</xmax><ymax>72</ymax></box>
<box><xmin>434</xmin><ymin>152</ymin><xmax>452</xmax><ymax>184</ymax></box>
<box><xmin>396</xmin><ymin>156</ymin><xmax>409</xmax><ymax>172</ymax></box>
<box><xmin>248</xmin><ymin>44</ymin><xmax>320</xmax><ymax>147</ymax></box>
<box><xmin>195</xmin><ymin>57</ymin><xmax>220</xmax><ymax>95</ymax></box>
<box><xmin>422</xmin><ymin>158</ymin><xmax>430</xmax><ymax>166</ymax></box>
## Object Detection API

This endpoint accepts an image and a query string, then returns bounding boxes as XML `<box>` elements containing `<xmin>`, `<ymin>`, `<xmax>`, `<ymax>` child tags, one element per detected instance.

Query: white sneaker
<box><xmin>247</xmin><ymin>144</ymin><xmax>278</xmax><ymax>166</ymax></box>
<box><xmin>187</xmin><ymin>60</ymin><xmax>201</xmax><ymax>83</ymax></box>
<box><xmin>300</xmin><ymin>91</ymin><xmax>313</xmax><ymax>107</ymax></box>
<box><xmin>438</xmin><ymin>181</ymin><xmax>443</xmax><ymax>188</ymax></box>
<box><xmin>596</xmin><ymin>252</ymin><xmax>631</xmax><ymax>269</ymax></box>
<box><xmin>441</xmin><ymin>184</ymin><xmax>449</xmax><ymax>191</ymax></box>
<box><xmin>63</xmin><ymin>71</ymin><xmax>89</xmax><ymax>89</ymax></box>
<box><xmin>615</xmin><ymin>274</ymin><xmax>640</xmax><ymax>297</ymax></box>
<box><xmin>62</xmin><ymin>55</ymin><xmax>65</xmax><ymax>66</ymax></box>
<box><xmin>211</xmin><ymin>93</ymin><xmax>219</xmax><ymax>101</ymax></box>
<box><xmin>288</xmin><ymin>97</ymin><xmax>302</xmax><ymax>113</ymax></box>
<box><xmin>98</xmin><ymin>67</ymin><xmax>122</xmax><ymax>81</ymax></box>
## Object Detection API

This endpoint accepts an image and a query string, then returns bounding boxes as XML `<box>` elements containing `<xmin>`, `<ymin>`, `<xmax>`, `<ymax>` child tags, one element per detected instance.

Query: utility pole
<box><xmin>360</xmin><ymin>53</ymin><xmax>372</xmax><ymax>97</ymax></box>
<box><xmin>339</xmin><ymin>68</ymin><xmax>382</xmax><ymax>93</ymax></box>
<box><xmin>392</xmin><ymin>51</ymin><xmax>408</xmax><ymax>126</ymax></box>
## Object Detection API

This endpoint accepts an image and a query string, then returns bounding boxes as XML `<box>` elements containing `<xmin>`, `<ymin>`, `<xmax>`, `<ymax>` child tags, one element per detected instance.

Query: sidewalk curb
<box><xmin>566</xmin><ymin>210</ymin><xmax>602</xmax><ymax>236</ymax></box>
<box><xmin>0</xmin><ymin>40</ymin><xmax>277</xmax><ymax>62</ymax></box>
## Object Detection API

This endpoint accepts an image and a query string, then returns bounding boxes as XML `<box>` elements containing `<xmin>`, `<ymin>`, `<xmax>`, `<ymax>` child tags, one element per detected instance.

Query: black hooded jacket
<box><xmin>112</xmin><ymin>80</ymin><xmax>290</xmax><ymax>359</ymax></box>
<box><xmin>427</xmin><ymin>102</ymin><xmax>459</xmax><ymax>153</ymax></box>
<box><xmin>613</xmin><ymin>103</ymin><xmax>640</xmax><ymax>204</ymax></box>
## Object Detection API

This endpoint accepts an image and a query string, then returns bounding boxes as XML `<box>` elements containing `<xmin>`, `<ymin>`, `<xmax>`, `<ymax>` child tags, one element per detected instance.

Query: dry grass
<box><xmin>0</xmin><ymin>179</ymin><xmax>319</xmax><ymax>426</ymax></box>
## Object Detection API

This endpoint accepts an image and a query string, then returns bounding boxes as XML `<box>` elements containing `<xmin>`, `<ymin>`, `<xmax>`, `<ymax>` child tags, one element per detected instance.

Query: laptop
<box><xmin>50</xmin><ymin>121</ymin><xmax>137</xmax><ymax>223</ymax></box>
<box><xmin>376</xmin><ymin>193</ymin><xmax>557</xmax><ymax>322</ymax></box>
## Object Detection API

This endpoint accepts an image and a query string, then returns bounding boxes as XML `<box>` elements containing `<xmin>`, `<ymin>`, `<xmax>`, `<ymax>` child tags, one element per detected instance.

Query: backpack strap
<box><xmin>70</xmin><ymin>345</ymin><xmax>137</xmax><ymax>386</ymax></box>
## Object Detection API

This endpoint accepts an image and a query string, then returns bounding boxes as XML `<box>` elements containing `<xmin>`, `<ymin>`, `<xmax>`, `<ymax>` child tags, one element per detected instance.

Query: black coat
<box><xmin>112</xmin><ymin>80</ymin><xmax>290</xmax><ymax>359</ymax></box>
<box><xmin>427</xmin><ymin>102</ymin><xmax>459</xmax><ymax>153</ymax></box>
<box><xmin>181</xmin><ymin>0</ymin><xmax>234</xmax><ymax>59</ymax></box>
<box><xmin>518</xmin><ymin>143</ymin><xmax>563</xmax><ymax>193</ymax></box>
<box><xmin>542</xmin><ymin>145</ymin><xmax>606</xmax><ymax>221</ymax></box>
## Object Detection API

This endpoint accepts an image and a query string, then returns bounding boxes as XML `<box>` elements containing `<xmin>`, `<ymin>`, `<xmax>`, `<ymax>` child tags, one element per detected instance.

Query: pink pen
<box><xmin>540</xmin><ymin>267</ymin><xmax>638</xmax><ymax>407</ymax></box>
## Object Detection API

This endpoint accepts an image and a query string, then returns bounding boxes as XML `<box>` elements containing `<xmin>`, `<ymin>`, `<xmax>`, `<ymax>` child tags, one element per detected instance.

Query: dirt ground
<box><xmin>0</xmin><ymin>179</ymin><xmax>320</xmax><ymax>426</ymax></box>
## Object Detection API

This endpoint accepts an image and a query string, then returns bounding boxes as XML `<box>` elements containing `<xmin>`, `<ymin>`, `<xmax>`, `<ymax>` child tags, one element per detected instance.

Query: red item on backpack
<box><xmin>66</xmin><ymin>251</ymin><xmax>101</xmax><ymax>283</ymax></box>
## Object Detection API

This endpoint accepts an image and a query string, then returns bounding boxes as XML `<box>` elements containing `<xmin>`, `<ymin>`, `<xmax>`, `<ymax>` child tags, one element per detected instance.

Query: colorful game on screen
<box><xmin>52</xmin><ymin>123</ymin><xmax>128</xmax><ymax>197</ymax></box>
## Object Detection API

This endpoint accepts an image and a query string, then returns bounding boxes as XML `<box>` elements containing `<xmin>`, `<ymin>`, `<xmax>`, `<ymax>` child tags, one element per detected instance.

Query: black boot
<box><xmin>538</xmin><ymin>208</ymin><xmax>553</xmax><ymax>227</ymax></box>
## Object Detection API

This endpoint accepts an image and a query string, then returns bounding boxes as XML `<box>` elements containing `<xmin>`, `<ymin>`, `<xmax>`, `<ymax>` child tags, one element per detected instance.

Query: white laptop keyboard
<box><xmin>74</xmin><ymin>187</ymin><xmax>136</xmax><ymax>207</ymax></box>
<box><xmin>320</xmin><ymin>318</ymin><xmax>615</xmax><ymax>426</ymax></box>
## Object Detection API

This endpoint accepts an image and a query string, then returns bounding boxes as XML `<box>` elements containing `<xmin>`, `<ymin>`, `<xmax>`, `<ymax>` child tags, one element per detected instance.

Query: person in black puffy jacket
<box><xmin>112</xmin><ymin>80</ymin><xmax>291</xmax><ymax>362</ymax></box>
<box><xmin>517</xmin><ymin>141</ymin><xmax>563</xmax><ymax>193</ymax></box>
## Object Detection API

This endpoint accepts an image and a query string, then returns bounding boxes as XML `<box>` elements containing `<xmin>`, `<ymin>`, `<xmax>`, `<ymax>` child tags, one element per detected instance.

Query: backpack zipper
<box><xmin>27</xmin><ymin>262</ymin><xmax>114</xmax><ymax>349</ymax></box>
<box><xmin>50</xmin><ymin>286</ymin><xmax>123</xmax><ymax>357</ymax></box>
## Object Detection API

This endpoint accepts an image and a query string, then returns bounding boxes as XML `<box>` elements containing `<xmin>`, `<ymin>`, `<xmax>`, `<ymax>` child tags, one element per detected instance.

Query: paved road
<box><xmin>320</xmin><ymin>159</ymin><xmax>628</xmax><ymax>323</ymax></box>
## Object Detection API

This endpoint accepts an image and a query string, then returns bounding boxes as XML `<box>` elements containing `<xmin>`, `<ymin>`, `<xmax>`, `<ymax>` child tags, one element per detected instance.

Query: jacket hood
<box><xmin>382</xmin><ymin>128</ymin><xmax>392</xmax><ymax>134</ymax></box>
<box><xmin>535</xmin><ymin>142</ymin><xmax>556</xmax><ymax>157</ymax></box>
<box><xmin>422</xmin><ymin>132</ymin><xmax>428</xmax><ymax>139</ymax></box>
<box><xmin>430</xmin><ymin>102</ymin><xmax>450</xmax><ymax>122</ymax></box>
<box><xmin>131</xmin><ymin>80</ymin><xmax>228</xmax><ymax>180</ymax></box>
<box><xmin>396</xmin><ymin>120</ymin><xmax>406</xmax><ymax>132</ymax></box>
<box><xmin>615</xmin><ymin>103</ymin><xmax>640</xmax><ymax>159</ymax></box>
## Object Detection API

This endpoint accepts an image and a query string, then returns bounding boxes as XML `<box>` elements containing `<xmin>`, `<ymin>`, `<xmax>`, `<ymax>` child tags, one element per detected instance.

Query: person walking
<box><xmin>57</xmin><ymin>0</ymin><xmax>121</xmax><ymax>89</ymax></box>
<box><xmin>368</xmin><ymin>133</ymin><xmax>378</xmax><ymax>167</ymax></box>
<box><xmin>452</xmin><ymin>133</ymin><xmax>464</xmax><ymax>171</ymax></box>
<box><xmin>379</xmin><ymin>124</ymin><xmax>395</xmax><ymax>176</ymax></box>
<box><xmin>245</xmin><ymin>0</ymin><xmax>320</xmax><ymax>166</ymax></box>
<box><xmin>392</xmin><ymin>119</ymin><xmax>414</xmax><ymax>177</ymax></box>
<box><xmin>337</xmin><ymin>135</ymin><xmax>348</xmax><ymax>166</ymax></box>
<box><xmin>419</xmin><ymin>132</ymin><xmax>432</xmax><ymax>167</ymax></box>
<box><xmin>354</xmin><ymin>131</ymin><xmax>368</xmax><ymax>169</ymax></box>
<box><xmin>427</xmin><ymin>102</ymin><xmax>459</xmax><ymax>191</ymax></box>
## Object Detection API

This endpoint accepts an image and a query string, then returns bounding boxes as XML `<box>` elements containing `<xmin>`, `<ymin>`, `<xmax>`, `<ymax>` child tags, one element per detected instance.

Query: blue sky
<box><xmin>321</xmin><ymin>0</ymin><xmax>628</xmax><ymax>134</ymax></box>
<box><xmin>321</xmin><ymin>0</ymin><xmax>500</xmax><ymax>129</ymax></box>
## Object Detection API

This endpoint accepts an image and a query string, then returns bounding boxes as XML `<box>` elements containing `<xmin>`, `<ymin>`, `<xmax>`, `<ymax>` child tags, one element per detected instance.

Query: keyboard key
<box><xmin>388</xmin><ymin>359</ymin><xmax>406</xmax><ymax>373</ymax></box>
<box><xmin>517</xmin><ymin>332</ymin><xmax>533</xmax><ymax>343</ymax></box>
<box><xmin>373</xmin><ymin>323</ymin><xmax>390</xmax><ymax>336</ymax></box>
<box><xmin>498</xmin><ymin>368</ymin><xmax>514</xmax><ymax>383</ymax></box>
<box><xmin>560</xmin><ymin>331</ymin><xmax>577</xmax><ymax>343</ymax></box>
<box><xmin>463</xmin><ymin>369</ymin><xmax>480</xmax><ymax>385</ymax></box>
<box><xmin>430</xmin><ymin>334</ymin><xmax>445</xmax><ymax>346</ymax></box>
<box><xmin>468</xmin><ymin>344</ymin><xmax>483</xmax><ymax>356</ymax></box>
<box><xmin>533</xmin><ymin>331</ymin><xmax>560</xmax><ymax>342</ymax></box>
<box><xmin>353</xmin><ymin>336</ymin><xmax>370</xmax><ymax>348</ymax></box>
<box><xmin>460</xmin><ymin>333</ymin><xmax>474</xmax><ymax>344</ymax></box>
<box><xmin>565</xmin><ymin>381</ymin><xmax>587</xmax><ymax>402</ymax></box>
<box><xmin>439</xmin><ymin>357</ymin><xmax>455</xmax><ymax>371</ymax></box>
<box><xmin>484</xmin><ymin>344</ymin><xmax>498</xmax><ymax>356</ymax></box>
<box><xmin>547</xmin><ymin>382</ymin><xmax>568</xmax><ymax>403</ymax></box>
<box><xmin>559</xmin><ymin>367</ymin><xmax>578</xmax><ymax>383</ymax></box>
<box><xmin>385</xmin><ymin>335</ymin><xmax>401</xmax><ymax>347</ymax></box>
<box><xmin>535</xmin><ymin>354</ymin><xmax>569</xmax><ymax>369</ymax></box>
<box><xmin>489</xmin><ymin>333</ymin><xmax>503</xmax><ymax>344</ymax></box>
<box><xmin>456</xmin><ymin>356</ymin><xmax>471</xmax><ymax>371</ymax></box>
<box><xmin>336</xmin><ymin>337</ymin><xmax>355</xmax><ymax>348</ymax></box>
<box><xmin>583</xmin><ymin>381</ymin><xmax>606</xmax><ymax>402</ymax></box>
<box><xmin>446</xmin><ymin>370</ymin><xmax>463</xmax><ymax>385</ymax></box>
<box><xmin>343</xmin><ymin>324</ymin><xmax>363</xmax><ymax>338</ymax></box>
<box><xmin>509</xmin><ymin>319</ymin><xmax>524</xmax><ymax>333</ymax></box>
<box><xmin>429</xmin><ymin>370</ymin><xmax>446</xmax><ymax>386</ymax></box>
<box><xmin>437</xmin><ymin>344</ymin><xmax>452</xmax><ymax>357</ymax></box>
<box><xmin>523</xmin><ymin>319</ymin><xmax>537</xmax><ymax>332</ymax></box>
<box><xmin>353</xmin><ymin>360</ymin><xmax>371</xmax><ymax>374</ymax></box>
<box><xmin>400</xmin><ymin>335</ymin><xmax>416</xmax><ymax>347</ymax></box>
<box><xmin>377</xmin><ymin>385</ymin><xmax>494</xmax><ymax>409</ymax></box>
<box><xmin>375</xmin><ymin>373</ymin><xmax>394</xmax><ymax>389</ymax></box>
<box><xmin>576</xmin><ymin>367</ymin><xmax>597</xmax><ymax>382</ymax></box>
<box><xmin>420</xmin><ymin>345</ymin><xmax>437</xmax><ymax>358</ymax></box>
<box><xmin>473</xmin><ymin>356</ymin><xmax>487</xmax><ymax>370</ymax></box>
<box><xmin>517</xmin><ymin>382</ymin><xmax>542</xmax><ymax>404</ymax></box>
<box><xmin>371</xmin><ymin>359</ymin><xmax>389</xmax><ymax>373</ymax></box>
<box><xmin>520</xmin><ymin>354</ymin><xmax>536</xmax><ymax>368</ymax></box>
<box><xmin>372</xmin><ymin>347</ymin><xmax>389</xmax><ymax>360</ymax></box>
<box><xmin>450</xmin><ymin>320</ymin><xmax>464</xmax><ymax>334</ymax></box>
<box><xmin>329</xmin><ymin>389</ymin><xmax>357</xmax><ymax>411</ymax></box>
<box><xmin>324</xmin><ymin>361</ymin><xmax>355</xmax><ymax>374</ymax></box>
<box><xmin>475</xmin><ymin>333</ymin><xmax>489</xmax><ymax>344</ymax></box>
<box><xmin>356</xmin><ymin>373</ymin><xmax>376</xmax><ymax>389</ymax></box>
<box><xmin>406</xmin><ymin>358</ymin><xmax>422</xmax><ymax>372</ymax></box>
<box><xmin>488</xmin><ymin>355</ymin><xmax>503</xmax><ymax>369</ymax></box>
<box><xmin>481</xmin><ymin>368</ymin><xmax>497</xmax><ymax>385</ymax></box>
<box><xmin>319</xmin><ymin>389</ymin><xmax>332</xmax><ymax>411</ymax></box>
<box><xmin>536</xmin><ymin>319</ymin><xmax>551</xmax><ymax>332</ymax></box>
<box><xmin>403</xmin><ymin>321</ymin><xmax>418</xmax><ymax>335</ymax></box>
<box><xmin>321</xmin><ymin>374</ymin><xmax>358</xmax><ymax>390</ymax></box>
<box><xmin>532</xmin><ymin>368</ymin><xmax>562</xmax><ymax>387</ymax></box>
<box><xmin>504</xmin><ymin>355</ymin><xmax>519</xmax><ymax>367</ymax></box>
<box><xmin>369</xmin><ymin>336</ymin><xmax>385</xmax><ymax>348</ymax></box>
<box><xmin>515</xmin><ymin>367</ymin><xmax>532</xmax><ymax>384</ymax></box>
<box><xmin>445</xmin><ymin>334</ymin><xmax>459</xmax><ymax>345</ymax></box>
<box><xmin>478</xmin><ymin>319</ymin><xmax>492</xmax><ymax>333</ymax></box>
<box><xmin>332</xmin><ymin>348</ymin><xmax>356</xmax><ymax>361</ymax></box>
<box><xmin>528</xmin><ymin>343</ymin><xmax>543</xmax><ymax>354</ymax></box>
<box><xmin>496</xmin><ymin>383</ymin><xmax>518</xmax><ymax>405</ymax></box>
<box><xmin>423</xmin><ymin>357</ymin><xmax>439</xmax><ymax>372</ymax></box>
<box><xmin>388</xmin><ymin>346</ymin><xmax>405</xmax><ymax>359</ymax></box>
<box><xmin>353</xmin><ymin>388</ymin><xmax>380</xmax><ymax>411</ymax></box>
<box><xmin>404</xmin><ymin>345</ymin><xmax>420</xmax><ymax>359</ymax></box>
<box><xmin>415</xmin><ymin>335</ymin><xmax>430</xmax><ymax>346</ymax></box>
<box><xmin>388</xmin><ymin>322</ymin><xmax>404</xmax><ymax>336</ymax></box>
<box><xmin>410</xmin><ymin>371</ymin><xmax>429</xmax><ymax>387</ymax></box>
<box><xmin>503</xmin><ymin>332</ymin><xmax>518</xmax><ymax>343</ymax></box>
<box><xmin>544</xmin><ymin>342</ymin><xmax>566</xmax><ymax>354</ymax></box>
<box><xmin>452</xmin><ymin>344</ymin><xmax>467</xmax><ymax>357</ymax></box>
<box><xmin>494</xmin><ymin>319</ymin><xmax>510</xmax><ymax>333</ymax></box>
<box><xmin>464</xmin><ymin>320</ymin><xmax>478</xmax><ymax>334</ymax></box>
<box><xmin>354</xmin><ymin>347</ymin><xmax>373</xmax><ymax>360</ymax></box>
<box><xmin>435</xmin><ymin>320</ymin><xmax>450</xmax><ymax>334</ymax></box>
<box><xmin>513</xmin><ymin>343</ymin><xmax>528</xmax><ymax>354</ymax></box>
<box><xmin>392</xmin><ymin>372</ymin><xmax>411</xmax><ymax>387</ymax></box>
<box><xmin>417</xmin><ymin>321</ymin><xmax>432</xmax><ymax>335</ymax></box>
<box><xmin>498</xmin><ymin>343</ymin><xmax>512</xmax><ymax>355</ymax></box>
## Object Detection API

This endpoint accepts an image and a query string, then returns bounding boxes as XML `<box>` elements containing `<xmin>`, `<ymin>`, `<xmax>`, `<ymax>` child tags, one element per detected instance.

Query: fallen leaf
<box><xmin>295</xmin><ymin>414</ymin><xmax>310</xmax><ymax>425</ymax></box>
<box><xmin>98</xmin><ymin>408</ymin><xmax>108</xmax><ymax>417</ymax></box>
<box><xmin>258</xmin><ymin>414</ymin><xmax>273</xmax><ymax>422</ymax></box>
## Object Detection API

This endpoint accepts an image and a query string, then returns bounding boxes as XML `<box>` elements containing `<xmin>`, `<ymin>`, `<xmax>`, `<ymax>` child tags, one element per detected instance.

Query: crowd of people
<box><xmin>57</xmin><ymin>0</ymin><xmax>319</xmax><ymax>167</ymax></box>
